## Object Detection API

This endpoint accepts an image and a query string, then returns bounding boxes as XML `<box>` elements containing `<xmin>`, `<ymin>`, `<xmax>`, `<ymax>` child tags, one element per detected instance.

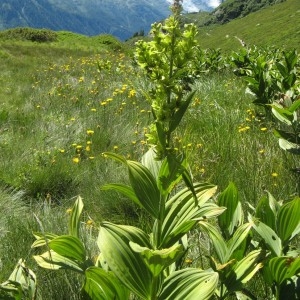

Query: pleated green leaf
<box><xmin>268</xmin><ymin>256</ymin><xmax>300</xmax><ymax>285</ymax></box>
<box><xmin>129</xmin><ymin>242</ymin><xmax>184</xmax><ymax>277</ymax></box>
<box><xmin>199</xmin><ymin>221</ymin><xmax>228</xmax><ymax>264</ymax></box>
<box><xmin>102</xmin><ymin>152</ymin><xmax>127</xmax><ymax>164</ymax></box>
<box><xmin>277</xmin><ymin>198</ymin><xmax>300</xmax><ymax>244</ymax></box>
<box><xmin>218</xmin><ymin>182</ymin><xmax>242</xmax><ymax>238</ymax></box>
<box><xmin>127</xmin><ymin>160</ymin><xmax>161</xmax><ymax>218</ymax></box>
<box><xmin>157</xmin><ymin>154</ymin><xmax>186</xmax><ymax>196</ymax></box>
<box><xmin>83</xmin><ymin>267</ymin><xmax>129</xmax><ymax>300</ymax></box>
<box><xmin>278</xmin><ymin>139</ymin><xmax>300</xmax><ymax>154</ymax></box>
<box><xmin>288</xmin><ymin>99</ymin><xmax>300</xmax><ymax>113</ymax></box>
<box><xmin>271</xmin><ymin>103</ymin><xmax>294</xmax><ymax>125</ymax></box>
<box><xmin>141</xmin><ymin>147</ymin><xmax>162</xmax><ymax>179</ymax></box>
<box><xmin>101</xmin><ymin>183</ymin><xmax>140</xmax><ymax>207</ymax></box>
<box><xmin>249</xmin><ymin>215</ymin><xmax>282</xmax><ymax>257</ymax></box>
<box><xmin>102</xmin><ymin>153</ymin><xmax>161</xmax><ymax>218</ymax></box>
<box><xmin>227</xmin><ymin>223</ymin><xmax>253</xmax><ymax>261</ymax></box>
<box><xmin>160</xmin><ymin>183</ymin><xmax>219</xmax><ymax>248</ymax></box>
<box><xmin>225</xmin><ymin>250</ymin><xmax>263</xmax><ymax>292</ymax></box>
<box><xmin>33</xmin><ymin>250</ymin><xmax>83</xmax><ymax>273</ymax></box>
<box><xmin>1</xmin><ymin>259</ymin><xmax>37</xmax><ymax>300</ymax></box>
<box><xmin>158</xmin><ymin>268</ymin><xmax>218</xmax><ymax>300</ymax></box>
<box><xmin>255</xmin><ymin>192</ymin><xmax>278</xmax><ymax>231</ymax></box>
<box><xmin>48</xmin><ymin>235</ymin><xmax>86</xmax><ymax>262</ymax></box>
<box><xmin>31</xmin><ymin>232</ymin><xmax>58</xmax><ymax>248</ymax></box>
<box><xmin>69</xmin><ymin>196</ymin><xmax>84</xmax><ymax>238</ymax></box>
<box><xmin>97</xmin><ymin>222</ymin><xmax>152</xmax><ymax>299</ymax></box>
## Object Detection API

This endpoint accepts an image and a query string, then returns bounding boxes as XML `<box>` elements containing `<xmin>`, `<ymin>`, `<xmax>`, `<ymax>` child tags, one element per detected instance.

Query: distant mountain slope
<box><xmin>0</xmin><ymin>0</ymin><xmax>170</xmax><ymax>40</ymax></box>
<box><xmin>0</xmin><ymin>0</ymin><xmax>218</xmax><ymax>40</ymax></box>
<box><xmin>195</xmin><ymin>0</ymin><xmax>300</xmax><ymax>51</ymax></box>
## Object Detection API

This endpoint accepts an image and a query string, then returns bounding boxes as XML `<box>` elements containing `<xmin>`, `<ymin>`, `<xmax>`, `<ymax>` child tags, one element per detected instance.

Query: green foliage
<box><xmin>92</xmin><ymin>34</ymin><xmax>123</xmax><ymax>51</ymax></box>
<box><xmin>0</xmin><ymin>259</ymin><xmax>36</xmax><ymax>300</ymax></box>
<box><xmin>249</xmin><ymin>193</ymin><xmax>300</xmax><ymax>298</ymax></box>
<box><xmin>0</xmin><ymin>27</ymin><xmax>58</xmax><ymax>42</ymax></box>
<box><xmin>197</xmin><ymin>183</ymin><xmax>263</xmax><ymax>299</ymax></box>
<box><xmin>232</xmin><ymin>47</ymin><xmax>299</xmax><ymax>115</ymax></box>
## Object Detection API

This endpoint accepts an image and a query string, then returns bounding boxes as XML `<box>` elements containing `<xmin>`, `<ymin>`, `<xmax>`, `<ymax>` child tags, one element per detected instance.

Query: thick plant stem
<box><xmin>150</xmin><ymin>275</ymin><xmax>160</xmax><ymax>300</ymax></box>
<box><xmin>154</xmin><ymin>194</ymin><xmax>167</xmax><ymax>249</ymax></box>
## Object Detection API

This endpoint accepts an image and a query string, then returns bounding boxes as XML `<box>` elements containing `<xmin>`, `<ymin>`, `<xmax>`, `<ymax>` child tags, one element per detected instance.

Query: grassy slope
<box><xmin>195</xmin><ymin>0</ymin><xmax>300</xmax><ymax>51</ymax></box>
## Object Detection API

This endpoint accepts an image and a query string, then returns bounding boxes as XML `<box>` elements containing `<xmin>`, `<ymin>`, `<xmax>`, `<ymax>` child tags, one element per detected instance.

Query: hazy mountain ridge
<box><xmin>0</xmin><ymin>0</ymin><xmax>219</xmax><ymax>40</ymax></box>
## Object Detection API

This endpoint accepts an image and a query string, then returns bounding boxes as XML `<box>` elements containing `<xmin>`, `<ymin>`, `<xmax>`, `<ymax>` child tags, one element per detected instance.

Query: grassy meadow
<box><xmin>193</xmin><ymin>0</ymin><xmax>300</xmax><ymax>51</ymax></box>
<box><xmin>0</xmin><ymin>7</ymin><xmax>299</xmax><ymax>299</ymax></box>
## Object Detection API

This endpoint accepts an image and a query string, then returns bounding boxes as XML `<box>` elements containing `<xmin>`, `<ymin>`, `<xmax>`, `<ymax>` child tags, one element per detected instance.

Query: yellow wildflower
<box><xmin>73</xmin><ymin>157</ymin><xmax>80</xmax><ymax>163</ymax></box>
<box><xmin>87</xmin><ymin>130</ymin><xmax>94</xmax><ymax>135</ymax></box>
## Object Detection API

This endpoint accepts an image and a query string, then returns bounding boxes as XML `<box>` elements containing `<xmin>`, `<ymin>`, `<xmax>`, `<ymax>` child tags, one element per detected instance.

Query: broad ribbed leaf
<box><xmin>48</xmin><ymin>235</ymin><xmax>86</xmax><ymax>262</ymax></box>
<box><xmin>277</xmin><ymin>198</ymin><xmax>300</xmax><ymax>244</ymax></box>
<box><xmin>157</xmin><ymin>154</ymin><xmax>186</xmax><ymax>196</ymax></box>
<box><xmin>101</xmin><ymin>183</ymin><xmax>140</xmax><ymax>206</ymax></box>
<box><xmin>31</xmin><ymin>232</ymin><xmax>58</xmax><ymax>248</ymax></box>
<box><xmin>69</xmin><ymin>196</ymin><xmax>84</xmax><ymax>238</ymax></box>
<box><xmin>33</xmin><ymin>250</ymin><xmax>83</xmax><ymax>272</ymax></box>
<box><xmin>218</xmin><ymin>182</ymin><xmax>243</xmax><ymax>238</ymax></box>
<box><xmin>274</xmin><ymin>129</ymin><xmax>299</xmax><ymax>144</ymax></box>
<box><xmin>199</xmin><ymin>221</ymin><xmax>228</xmax><ymax>264</ymax></box>
<box><xmin>276</xmin><ymin>62</ymin><xmax>288</xmax><ymax>77</ymax></box>
<box><xmin>225</xmin><ymin>250</ymin><xmax>263</xmax><ymax>292</ymax></box>
<box><xmin>141</xmin><ymin>147</ymin><xmax>162</xmax><ymax>179</ymax></box>
<box><xmin>83</xmin><ymin>267</ymin><xmax>129</xmax><ymax>300</ymax></box>
<box><xmin>288</xmin><ymin>99</ymin><xmax>300</xmax><ymax>113</ymax></box>
<box><xmin>249</xmin><ymin>215</ymin><xmax>282</xmax><ymax>257</ymax></box>
<box><xmin>227</xmin><ymin>223</ymin><xmax>253</xmax><ymax>261</ymax></box>
<box><xmin>255</xmin><ymin>193</ymin><xmax>277</xmax><ymax>231</ymax></box>
<box><xmin>158</xmin><ymin>268</ymin><xmax>218</xmax><ymax>300</ymax></box>
<box><xmin>97</xmin><ymin>222</ymin><xmax>152</xmax><ymax>299</ymax></box>
<box><xmin>268</xmin><ymin>256</ymin><xmax>300</xmax><ymax>285</ymax></box>
<box><xmin>160</xmin><ymin>183</ymin><xmax>219</xmax><ymax>248</ymax></box>
<box><xmin>102</xmin><ymin>152</ymin><xmax>161</xmax><ymax>218</ymax></box>
<box><xmin>130</xmin><ymin>242</ymin><xmax>183</xmax><ymax>277</ymax></box>
<box><xmin>271</xmin><ymin>104</ymin><xmax>294</xmax><ymax>125</ymax></box>
<box><xmin>127</xmin><ymin>160</ymin><xmax>161</xmax><ymax>218</ymax></box>
<box><xmin>278</xmin><ymin>139</ymin><xmax>300</xmax><ymax>154</ymax></box>
<box><xmin>102</xmin><ymin>152</ymin><xmax>127</xmax><ymax>164</ymax></box>
<box><xmin>5</xmin><ymin>259</ymin><xmax>36</xmax><ymax>300</ymax></box>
